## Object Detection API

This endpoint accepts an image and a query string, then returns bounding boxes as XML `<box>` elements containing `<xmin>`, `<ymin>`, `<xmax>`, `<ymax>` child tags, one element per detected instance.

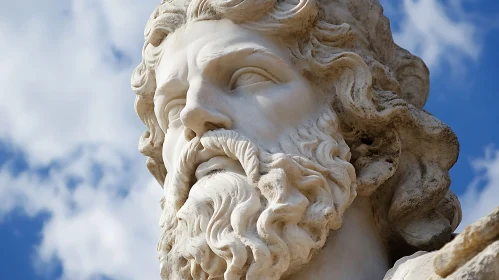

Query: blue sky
<box><xmin>0</xmin><ymin>0</ymin><xmax>498</xmax><ymax>279</ymax></box>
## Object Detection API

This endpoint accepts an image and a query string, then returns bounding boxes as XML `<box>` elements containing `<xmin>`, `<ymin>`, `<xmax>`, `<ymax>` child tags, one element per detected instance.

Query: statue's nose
<box><xmin>180</xmin><ymin>79</ymin><xmax>232</xmax><ymax>139</ymax></box>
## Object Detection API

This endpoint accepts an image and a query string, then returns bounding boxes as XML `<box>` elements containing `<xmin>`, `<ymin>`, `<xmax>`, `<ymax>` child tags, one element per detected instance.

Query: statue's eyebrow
<box><xmin>196</xmin><ymin>46</ymin><xmax>290</xmax><ymax>70</ymax></box>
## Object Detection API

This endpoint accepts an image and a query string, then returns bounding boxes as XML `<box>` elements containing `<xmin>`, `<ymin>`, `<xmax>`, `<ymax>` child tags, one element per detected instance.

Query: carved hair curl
<box><xmin>132</xmin><ymin>0</ymin><xmax>462</xmax><ymax>260</ymax></box>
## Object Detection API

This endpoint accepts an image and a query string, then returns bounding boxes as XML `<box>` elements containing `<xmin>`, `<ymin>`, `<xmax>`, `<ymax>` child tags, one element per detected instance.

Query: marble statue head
<box><xmin>131</xmin><ymin>0</ymin><xmax>462</xmax><ymax>279</ymax></box>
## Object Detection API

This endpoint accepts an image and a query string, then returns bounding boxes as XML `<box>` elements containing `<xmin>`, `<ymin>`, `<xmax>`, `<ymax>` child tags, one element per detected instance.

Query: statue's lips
<box><xmin>194</xmin><ymin>156</ymin><xmax>245</xmax><ymax>180</ymax></box>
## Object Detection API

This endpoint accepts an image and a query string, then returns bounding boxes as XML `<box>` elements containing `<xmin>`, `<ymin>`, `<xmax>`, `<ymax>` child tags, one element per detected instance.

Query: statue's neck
<box><xmin>286</xmin><ymin>197</ymin><xmax>390</xmax><ymax>280</ymax></box>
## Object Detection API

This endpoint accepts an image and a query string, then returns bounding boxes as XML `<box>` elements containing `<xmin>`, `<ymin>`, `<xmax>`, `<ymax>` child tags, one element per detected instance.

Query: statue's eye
<box><xmin>229</xmin><ymin>67</ymin><xmax>278</xmax><ymax>90</ymax></box>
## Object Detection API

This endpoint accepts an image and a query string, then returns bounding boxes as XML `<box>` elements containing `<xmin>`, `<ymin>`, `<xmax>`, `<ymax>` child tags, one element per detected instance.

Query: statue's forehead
<box><xmin>157</xmin><ymin>19</ymin><xmax>291</xmax><ymax>79</ymax></box>
<box><xmin>162</xmin><ymin>19</ymin><xmax>287</xmax><ymax>61</ymax></box>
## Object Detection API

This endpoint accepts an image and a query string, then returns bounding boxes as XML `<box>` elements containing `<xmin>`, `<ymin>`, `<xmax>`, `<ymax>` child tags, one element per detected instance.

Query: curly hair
<box><xmin>131</xmin><ymin>0</ymin><xmax>462</xmax><ymax>262</ymax></box>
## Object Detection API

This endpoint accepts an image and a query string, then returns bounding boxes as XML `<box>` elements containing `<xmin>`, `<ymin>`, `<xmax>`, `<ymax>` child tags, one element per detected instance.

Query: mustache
<box><xmin>164</xmin><ymin>129</ymin><xmax>261</xmax><ymax>212</ymax></box>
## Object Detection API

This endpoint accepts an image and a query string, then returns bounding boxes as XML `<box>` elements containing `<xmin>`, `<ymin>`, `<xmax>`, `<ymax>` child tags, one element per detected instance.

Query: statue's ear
<box><xmin>346</xmin><ymin>129</ymin><xmax>401</xmax><ymax>196</ymax></box>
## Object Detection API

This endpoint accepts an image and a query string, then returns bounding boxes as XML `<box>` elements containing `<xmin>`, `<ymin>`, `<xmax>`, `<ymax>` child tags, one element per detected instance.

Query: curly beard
<box><xmin>158</xmin><ymin>105</ymin><xmax>357</xmax><ymax>280</ymax></box>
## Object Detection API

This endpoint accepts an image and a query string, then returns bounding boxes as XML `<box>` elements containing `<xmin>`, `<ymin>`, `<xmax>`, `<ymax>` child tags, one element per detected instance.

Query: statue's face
<box><xmin>154</xmin><ymin>19</ymin><xmax>355</xmax><ymax>280</ymax></box>
<box><xmin>154</xmin><ymin>19</ymin><xmax>322</xmax><ymax>174</ymax></box>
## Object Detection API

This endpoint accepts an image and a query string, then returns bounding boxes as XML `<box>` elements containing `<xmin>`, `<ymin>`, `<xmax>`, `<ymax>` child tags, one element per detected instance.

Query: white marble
<box><xmin>131</xmin><ymin>0</ymin><xmax>498</xmax><ymax>279</ymax></box>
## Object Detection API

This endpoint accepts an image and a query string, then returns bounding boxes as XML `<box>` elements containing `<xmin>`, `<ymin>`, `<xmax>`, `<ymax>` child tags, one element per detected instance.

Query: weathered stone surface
<box><xmin>446</xmin><ymin>240</ymin><xmax>499</xmax><ymax>280</ymax></box>
<box><xmin>129</xmin><ymin>0</ymin><xmax>497</xmax><ymax>279</ymax></box>
<box><xmin>434</xmin><ymin>206</ymin><xmax>499</xmax><ymax>279</ymax></box>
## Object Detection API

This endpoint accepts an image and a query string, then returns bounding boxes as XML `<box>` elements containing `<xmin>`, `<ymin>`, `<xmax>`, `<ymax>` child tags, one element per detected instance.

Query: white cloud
<box><xmin>458</xmin><ymin>146</ymin><xmax>499</xmax><ymax>231</ymax></box>
<box><xmin>0</xmin><ymin>0</ymin><xmax>164</xmax><ymax>279</ymax></box>
<box><xmin>0</xmin><ymin>0</ymin><xmax>158</xmax><ymax>164</ymax></box>
<box><xmin>387</xmin><ymin>0</ymin><xmax>481</xmax><ymax>71</ymax></box>
<box><xmin>0</xmin><ymin>146</ymin><xmax>163</xmax><ymax>280</ymax></box>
